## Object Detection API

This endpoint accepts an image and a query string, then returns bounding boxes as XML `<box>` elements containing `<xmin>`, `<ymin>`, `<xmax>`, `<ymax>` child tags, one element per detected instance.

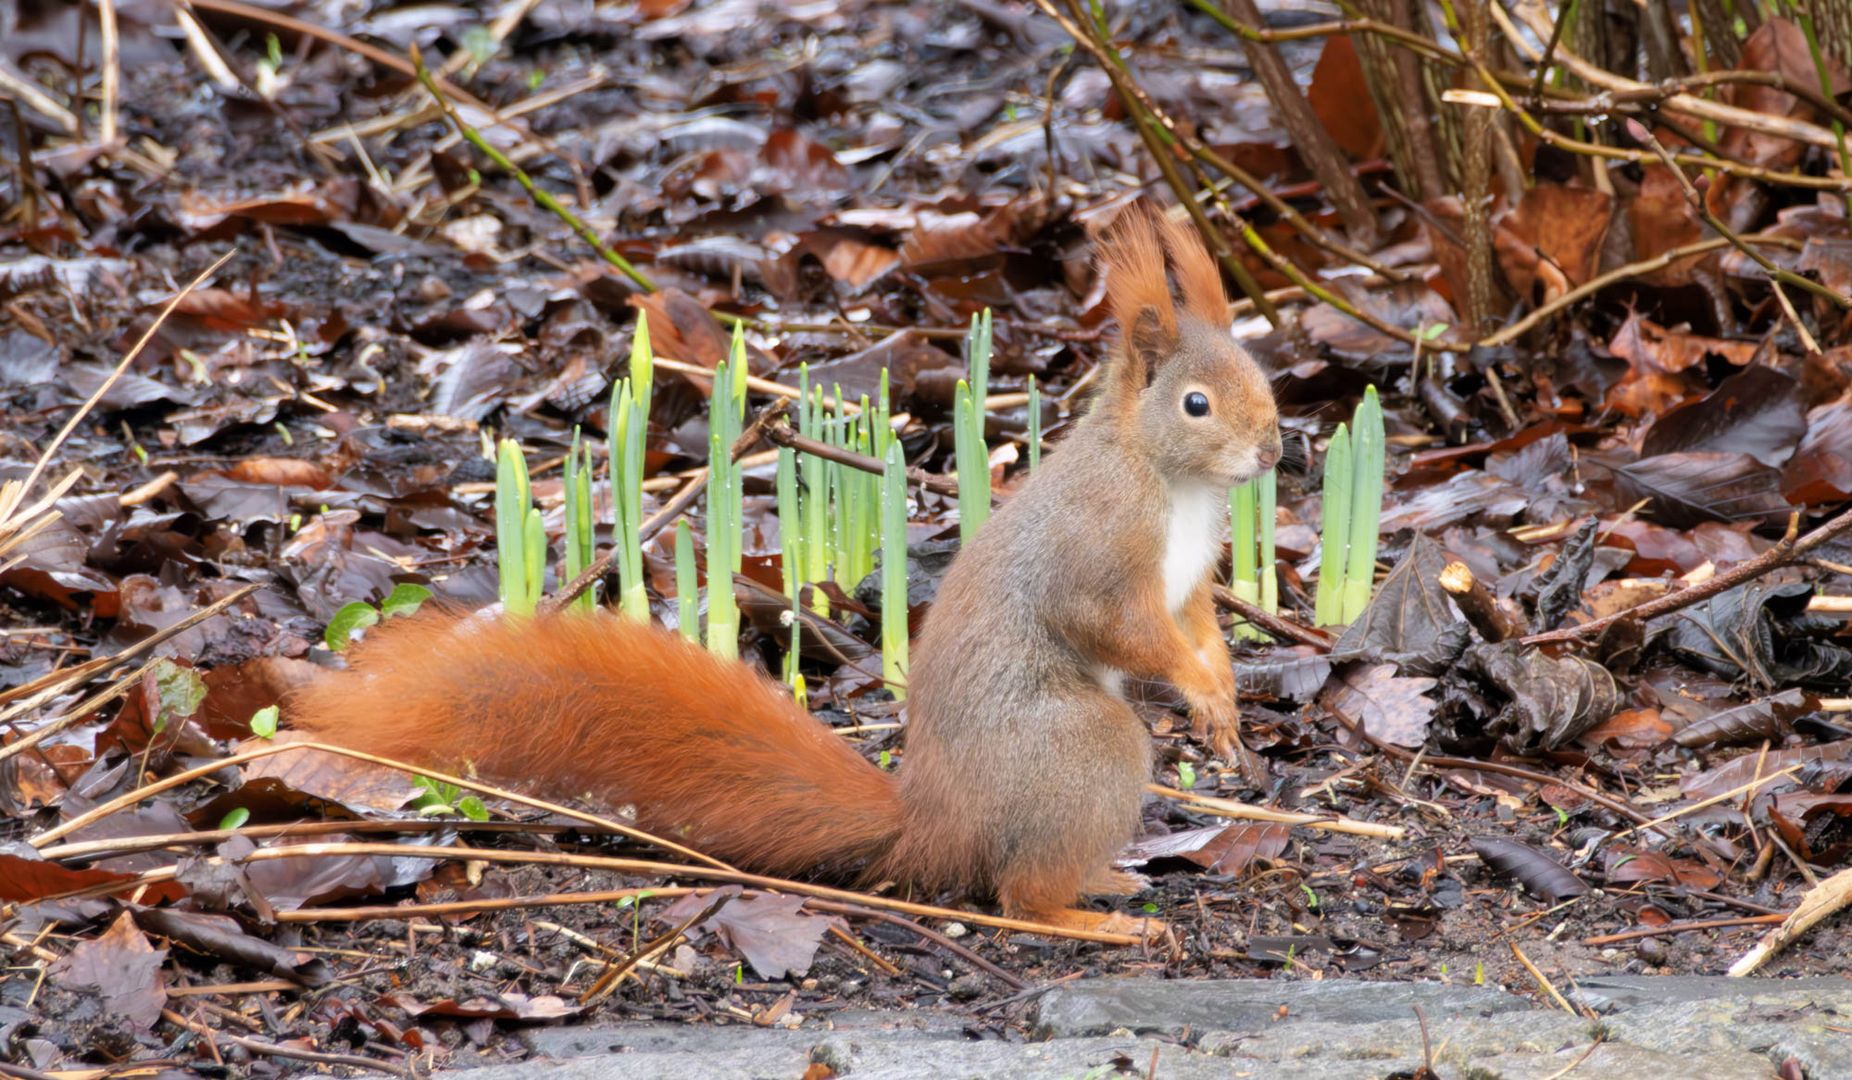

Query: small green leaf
<box><xmin>457</xmin><ymin>796</ymin><xmax>490</xmax><ymax>822</ymax></box>
<box><xmin>1176</xmin><ymin>761</ymin><xmax>1197</xmax><ymax>790</ymax></box>
<box><xmin>380</xmin><ymin>583</ymin><xmax>434</xmax><ymax>620</ymax></box>
<box><xmin>1418</xmin><ymin>322</ymin><xmax>1450</xmax><ymax>341</ymax></box>
<box><xmin>218</xmin><ymin>807</ymin><xmax>250</xmax><ymax>831</ymax></box>
<box><xmin>1142</xmin><ymin>902</ymin><xmax>1159</xmax><ymax>914</ymax></box>
<box><xmin>249</xmin><ymin>706</ymin><xmax>279</xmax><ymax>739</ymax></box>
<box><xmin>326</xmin><ymin>602</ymin><xmax>380</xmax><ymax>651</ymax></box>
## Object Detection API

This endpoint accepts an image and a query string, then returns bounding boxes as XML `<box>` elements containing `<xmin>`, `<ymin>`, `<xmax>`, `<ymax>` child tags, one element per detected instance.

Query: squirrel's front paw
<box><xmin>1187</xmin><ymin>694</ymin><xmax>1241</xmax><ymax>758</ymax></box>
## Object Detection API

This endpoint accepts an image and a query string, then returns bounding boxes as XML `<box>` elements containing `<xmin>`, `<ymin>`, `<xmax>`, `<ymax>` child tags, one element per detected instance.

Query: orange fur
<box><xmin>1098</xmin><ymin>204</ymin><xmax>1177</xmax><ymax>341</ymax></box>
<box><xmin>289</xmin><ymin>614</ymin><xmax>901</xmax><ymax>878</ymax></box>
<box><xmin>1163</xmin><ymin>214</ymin><xmax>1229</xmax><ymax>326</ymax></box>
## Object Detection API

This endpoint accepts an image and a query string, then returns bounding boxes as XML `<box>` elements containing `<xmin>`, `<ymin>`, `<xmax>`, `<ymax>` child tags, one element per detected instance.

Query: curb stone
<box><xmin>434</xmin><ymin>975</ymin><xmax>1848</xmax><ymax>1078</ymax></box>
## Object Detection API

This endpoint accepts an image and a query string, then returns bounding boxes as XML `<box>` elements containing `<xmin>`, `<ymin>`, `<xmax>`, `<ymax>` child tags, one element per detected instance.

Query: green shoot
<box><xmin>703</xmin><ymin>328</ymin><xmax>749</xmax><ymax>658</ymax></box>
<box><xmin>776</xmin><ymin>444</ymin><xmax>803</xmax><ymax>673</ymax></box>
<box><xmin>1340</xmin><ymin>385</ymin><xmax>1385</xmax><ymax>623</ymax></box>
<box><xmin>881</xmin><ymin>438</ymin><xmax>909</xmax><ymax>698</ymax></box>
<box><xmin>1026</xmin><ymin>373</ymin><xmax>1041</xmax><ymax>471</ymax></box>
<box><xmin>1314</xmin><ymin>423</ymin><xmax>1353</xmax><ymax>627</ymax></box>
<box><xmin>410</xmin><ymin>775</ymin><xmax>488</xmax><ymax>821</ymax></box>
<box><xmin>1258</xmin><ymin>468</ymin><xmax>1278</xmax><ymax>616</ymax></box>
<box><xmin>219</xmin><ymin>807</ymin><xmax>250</xmax><ymax>831</ymax></box>
<box><xmin>675</xmin><ymin>518</ymin><xmax>698</xmax><ymax>642</ymax></box>
<box><xmin>799</xmin><ymin>372</ymin><xmax>829</xmax><ymax>614</ymax></box>
<box><xmin>326</xmin><ymin>601</ymin><xmax>379</xmax><ymax>650</ymax></box>
<box><xmin>608</xmin><ymin>379</ymin><xmax>649</xmax><ymax>622</ymax></box>
<box><xmin>495</xmin><ymin>438</ymin><xmax>545</xmax><ymax>616</ymax></box>
<box><xmin>954</xmin><ymin>310</ymin><xmax>993</xmax><ymax>543</ymax></box>
<box><xmin>561</xmin><ymin>428</ymin><xmax>595</xmax><ymax>617</ymax></box>
<box><xmin>1228</xmin><ymin>468</ymin><xmax>1279</xmax><ymax>640</ymax></box>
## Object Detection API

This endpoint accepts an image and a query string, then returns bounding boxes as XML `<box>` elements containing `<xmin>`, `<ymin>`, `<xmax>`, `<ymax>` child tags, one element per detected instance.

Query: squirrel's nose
<box><xmin>1256</xmin><ymin>431</ymin><xmax>1283</xmax><ymax>471</ymax></box>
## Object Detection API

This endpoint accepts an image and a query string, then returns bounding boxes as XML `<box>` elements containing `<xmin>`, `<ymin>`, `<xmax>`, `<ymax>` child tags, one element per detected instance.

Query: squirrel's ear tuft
<box><xmin>1163</xmin><ymin>215</ymin><xmax>1229</xmax><ymax>327</ymax></box>
<box><xmin>1097</xmin><ymin>204</ymin><xmax>1177</xmax><ymax>391</ymax></box>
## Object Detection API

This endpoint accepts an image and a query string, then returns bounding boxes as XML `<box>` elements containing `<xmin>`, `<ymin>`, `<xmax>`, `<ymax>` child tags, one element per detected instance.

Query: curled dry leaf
<box><xmin>1470</xmin><ymin>836</ymin><xmax>1590</xmax><ymax>902</ymax></box>
<box><xmin>1671</xmin><ymin>688</ymin><xmax>1820</xmax><ymax>749</ymax></box>
<box><xmin>1655</xmin><ymin>580</ymin><xmax>1852</xmax><ymax>689</ymax></box>
<box><xmin>132</xmin><ymin>907</ymin><xmax>329</xmax><ymax>986</ymax></box>
<box><xmin>1464</xmin><ymin>642</ymin><xmax>1621</xmax><ymax>753</ymax></box>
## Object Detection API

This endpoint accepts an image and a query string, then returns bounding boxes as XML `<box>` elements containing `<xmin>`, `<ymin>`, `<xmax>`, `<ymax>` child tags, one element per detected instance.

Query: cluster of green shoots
<box><xmin>491</xmin><ymin>313</ymin><xmax>944</xmax><ymax>700</ymax></box>
<box><xmin>1314</xmin><ymin>385</ymin><xmax>1386</xmax><ymax>626</ymax></box>
<box><xmin>776</xmin><ymin>364</ymin><xmax>908</xmax><ymax>690</ymax></box>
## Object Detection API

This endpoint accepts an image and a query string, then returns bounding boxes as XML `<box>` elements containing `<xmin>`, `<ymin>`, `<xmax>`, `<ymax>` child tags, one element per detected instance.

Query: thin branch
<box><xmin>108</xmin><ymin>840</ymin><xmax>1149</xmax><ymax>945</ymax></box>
<box><xmin>1521</xmin><ymin>506</ymin><xmax>1852</xmax><ymax>646</ymax></box>
<box><xmin>1210</xmin><ymin>585</ymin><xmax>1335</xmax><ymax>649</ymax></box>
<box><xmin>1499</xmin><ymin>0</ymin><xmax>1846</xmax><ymax>151</ymax></box>
<box><xmin>29</xmin><ymin>738</ymin><xmax>733</xmax><ymax>870</ymax></box>
<box><xmin>1633</xmin><ymin>124</ymin><xmax>1850</xmax><ymax>308</ymax></box>
<box><xmin>1481</xmin><ymin>233</ymin><xmax>1799</xmax><ymax>347</ymax></box>
<box><xmin>16</xmin><ymin>250</ymin><xmax>235</xmax><ymax>506</ymax></box>
<box><xmin>408</xmin><ymin>46</ymin><xmax>654</xmax><ymax>292</ymax></box>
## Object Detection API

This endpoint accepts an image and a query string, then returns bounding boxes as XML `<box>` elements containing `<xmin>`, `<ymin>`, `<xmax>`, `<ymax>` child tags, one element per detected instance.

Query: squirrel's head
<box><xmin>1096</xmin><ymin>205</ymin><xmax>1282</xmax><ymax>489</ymax></box>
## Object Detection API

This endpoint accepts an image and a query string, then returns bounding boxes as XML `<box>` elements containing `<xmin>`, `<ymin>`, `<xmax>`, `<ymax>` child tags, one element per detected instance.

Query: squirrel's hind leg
<box><xmin>1081</xmin><ymin>867</ymin><xmax>1151</xmax><ymax>897</ymax></box>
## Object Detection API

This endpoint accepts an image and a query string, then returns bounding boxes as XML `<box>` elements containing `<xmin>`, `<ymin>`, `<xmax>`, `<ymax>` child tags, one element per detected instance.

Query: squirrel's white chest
<box><xmin>1162</xmin><ymin>484</ymin><xmax>1226</xmax><ymax>613</ymax></box>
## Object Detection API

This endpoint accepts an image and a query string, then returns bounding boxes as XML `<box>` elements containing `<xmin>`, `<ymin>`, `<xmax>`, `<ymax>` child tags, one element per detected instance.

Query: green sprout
<box><xmin>675</xmin><ymin>518</ymin><xmax>698</xmax><ymax>643</ymax></box>
<box><xmin>218</xmin><ymin>808</ymin><xmax>250</xmax><ymax>831</ymax></box>
<box><xmin>1314</xmin><ymin>422</ymin><xmax>1352</xmax><ymax>627</ymax></box>
<box><xmin>561</xmin><ymin>428</ymin><xmax>596</xmax><ymax>617</ymax></box>
<box><xmin>495</xmin><ymin>438</ymin><xmax>545</xmax><ymax>616</ymax></box>
<box><xmin>881</xmin><ymin>437</ymin><xmax>909</xmax><ymax>698</ymax></box>
<box><xmin>411</xmin><ymin>775</ymin><xmax>489</xmax><ymax>821</ymax></box>
<box><xmin>954</xmin><ymin>309</ymin><xmax>993</xmax><ymax>544</ymax></box>
<box><xmin>1229</xmin><ymin>468</ymin><xmax>1281</xmax><ymax>640</ymax></box>
<box><xmin>1314</xmin><ymin>387</ymin><xmax>1386</xmax><ymax>625</ymax></box>
<box><xmin>607</xmin><ymin>323</ymin><xmax>654</xmax><ymax>622</ymax></box>
<box><xmin>1026</xmin><ymin>373</ymin><xmax>1042</xmax><ymax>472</ymax></box>
<box><xmin>798</xmin><ymin>370</ymin><xmax>829</xmax><ymax>614</ymax></box>
<box><xmin>703</xmin><ymin>329</ymin><xmax>749</xmax><ymax>658</ymax></box>
<box><xmin>776</xmin><ymin>444</ymin><xmax>804</xmax><ymax>678</ymax></box>
<box><xmin>326</xmin><ymin>582</ymin><xmax>432</xmax><ymax>650</ymax></box>
<box><xmin>1341</xmin><ymin>386</ymin><xmax>1385</xmax><ymax>623</ymax></box>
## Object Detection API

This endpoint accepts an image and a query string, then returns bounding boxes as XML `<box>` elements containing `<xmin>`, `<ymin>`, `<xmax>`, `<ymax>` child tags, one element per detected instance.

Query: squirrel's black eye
<box><xmin>1183</xmin><ymin>391</ymin><xmax>1211</xmax><ymax>417</ymax></box>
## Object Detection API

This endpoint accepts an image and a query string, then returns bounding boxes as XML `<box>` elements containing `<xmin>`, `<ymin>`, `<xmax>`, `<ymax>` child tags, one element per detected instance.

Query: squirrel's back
<box><xmin>289</xmin><ymin>613</ymin><xmax>903</xmax><ymax>877</ymax></box>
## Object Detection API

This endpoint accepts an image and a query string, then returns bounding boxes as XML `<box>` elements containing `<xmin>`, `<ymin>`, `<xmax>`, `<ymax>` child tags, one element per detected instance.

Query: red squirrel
<box><xmin>290</xmin><ymin>206</ymin><xmax>1283</xmax><ymax>936</ymax></box>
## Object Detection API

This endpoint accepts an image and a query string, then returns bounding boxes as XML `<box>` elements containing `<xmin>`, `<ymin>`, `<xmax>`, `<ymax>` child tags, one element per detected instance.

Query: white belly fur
<box><xmin>1163</xmin><ymin>483</ymin><xmax>1226</xmax><ymax>613</ymax></box>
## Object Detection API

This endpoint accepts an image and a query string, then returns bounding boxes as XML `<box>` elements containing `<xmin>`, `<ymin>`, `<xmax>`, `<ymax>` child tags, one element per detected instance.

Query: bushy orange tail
<box><xmin>288</xmin><ymin>613</ymin><xmax>903</xmax><ymax>877</ymax></box>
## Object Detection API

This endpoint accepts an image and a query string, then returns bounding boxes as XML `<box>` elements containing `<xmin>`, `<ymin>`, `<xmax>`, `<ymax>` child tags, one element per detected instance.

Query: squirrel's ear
<box><xmin>1122</xmin><ymin>306</ymin><xmax>1176</xmax><ymax>390</ymax></box>
<box><xmin>1097</xmin><ymin>204</ymin><xmax>1178</xmax><ymax>394</ymax></box>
